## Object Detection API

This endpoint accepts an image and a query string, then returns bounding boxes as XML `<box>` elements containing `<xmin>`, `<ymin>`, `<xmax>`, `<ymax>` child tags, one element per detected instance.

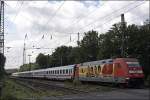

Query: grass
<box><xmin>64</xmin><ymin>80</ymin><xmax>112</xmax><ymax>92</ymax></box>
<box><xmin>0</xmin><ymin>78</ymin><xmax>66</xmax><ymax>100</ymax></box>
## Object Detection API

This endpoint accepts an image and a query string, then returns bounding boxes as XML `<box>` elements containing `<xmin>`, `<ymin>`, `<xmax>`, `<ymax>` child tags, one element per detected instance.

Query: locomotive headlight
<box><xmin>125</xmin><ymin>77</ymin><xmax>130</xmax><ymax>80</ymax></box>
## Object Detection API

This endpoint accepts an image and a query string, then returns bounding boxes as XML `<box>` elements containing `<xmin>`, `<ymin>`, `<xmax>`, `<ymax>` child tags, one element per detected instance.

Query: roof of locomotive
<box><xmin>115</xmin><ymin>58</ymin><xmax>138</xmax><ymax>62</ymax></box>
<box><xmin>80</xmin><ymin>58</ymin><xmax>138</xmax><ymax>66</ymax></box>
<box><xmin>81</xmin><ymin>59</ymin><xmax>113</xmax><ymax>66</ymax></box>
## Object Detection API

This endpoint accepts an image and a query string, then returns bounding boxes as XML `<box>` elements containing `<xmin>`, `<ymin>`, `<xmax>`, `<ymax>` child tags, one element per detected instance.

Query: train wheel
<box><xmin>119</xmin><ymin>83</ymin><xmax>127</xmax><ymax>88</ymax></box>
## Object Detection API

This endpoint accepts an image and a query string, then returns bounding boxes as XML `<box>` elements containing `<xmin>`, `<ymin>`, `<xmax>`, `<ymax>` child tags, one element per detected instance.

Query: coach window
<box><xmin>70</xmin><ymin>69</ymin><xmax>72</xmax><ymax>74</ymax></box>
<box><xmin>68</xmin><ymin>69</ymin><xmax>70</xmax><ymax>74</ymax></box>
<box><xmin>64</xmin><ymin>69</ymin><xmax>66</xmax><ymax>74</ymax></box>
<box><xmin>82</xmin><ymin>68</ymin><xmax>84</xmax><ymax>73</ymax></box>
<box><xmin>66</xmin><ymin>69</ymin><xmax>68</xmax><ymax>74</ymax></box>
<box><xmin>57</xmin><ymin>70</ymin><xmax>59</xmax><ymax>74</ymax></box>
<box><xmin>91</xmin><ymin>67</ymin><xmax>93</xmax><ymax>74</ymax></box>
<box><xmin>98</xmin><ymin>65</ymin><xmax>101</xmax><ymax>72</ymax></box>
<box><xmin>63</xmin><ymin>70</ymin><xmax>65</xmax><ymax>74</ymax></box>
<box><xmin>69</xmin><ymin>69</ymin><xmax>70</xmax><ymax>74</ymax></box>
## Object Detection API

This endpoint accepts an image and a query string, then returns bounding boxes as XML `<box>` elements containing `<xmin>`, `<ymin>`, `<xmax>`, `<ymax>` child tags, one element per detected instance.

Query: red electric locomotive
<box><xmin>75</xmin><ymin>58</ymin><xmax>144</xmax><ymax>87</ymax></box>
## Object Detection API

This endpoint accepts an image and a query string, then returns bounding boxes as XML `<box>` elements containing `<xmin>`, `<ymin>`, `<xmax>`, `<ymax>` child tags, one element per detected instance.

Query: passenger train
<box><xmin>12</xmin><ymin>58</ymin><xmax>144</xmax><ymax>87</ymax></box>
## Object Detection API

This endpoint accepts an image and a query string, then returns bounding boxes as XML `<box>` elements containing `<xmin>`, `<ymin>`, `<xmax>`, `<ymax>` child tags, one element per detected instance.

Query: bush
<box><xmin>0</xmin><ymin>93</ymin><xmax>18</xmax><ymax>100</ymax></box>
<box><xmin>73</xmin><ymin>79</ymin><xmax>82</xmax><ymax>87</ymax></box>
<box><xmin>146</xmin><ymin>75</ymin><xmax>150</xmax><ymax>87</ymax></box>
<box><xmin>0</xmin><ymin>53</ymin><xmax>6</xmax><ymax>80</ymax></box>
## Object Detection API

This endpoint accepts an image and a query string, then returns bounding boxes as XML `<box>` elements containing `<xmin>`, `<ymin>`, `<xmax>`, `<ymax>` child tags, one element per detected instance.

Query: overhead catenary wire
<box><xmin>38</xmin><ymin>1</ymin><xmax>65</xmax><ymax>35</ymax></box>
<box><xmin>77</xmin><ymin>1</ymin><xmax>141</xmax><ymax>32</ymax></box>
<box><xmin>58</xmin><ymin>1</ymin><xmax>147</xmax><ymax>47</ymax></box>
<box><xmin>92</xmin><ymin>1</ymin><xmax>146</xmax><ymax>31</ymax></box>
<box><xmin>50</xmin><ymin>1</ymin><xmax>138</xmax><ymax>39</ymax></box>
<box><xmin>28</xmin><ymin>1</ymin><xmax>65</xmax><ymax>53</ymax></box>
<box><xmin>78</xmin><ymin>1</ymin><xmax>147</xmax><ymax>40</ymax></box>
<box><xmin>64</xmin><ymin>2</ymin><xmax>106</xmax><ymax>34</ymax></box>
<box><xmin>51</xmin><ymin>2</ymin><xmax>136</xmax><ymax>45</ymax></box>
<box><xmin>51</xmin><ymin>2</ymin><xmax>107</xmax><ymax>47</ymax></box>
<box><xmin>30</xmin><ymin>1</ymin><xmax>66</xmax><ymax>56</ymax></box>
<box><xmin>33</xmin><ymin>1</ymin><xmax>104</xmax><ymax>40</ymax></box>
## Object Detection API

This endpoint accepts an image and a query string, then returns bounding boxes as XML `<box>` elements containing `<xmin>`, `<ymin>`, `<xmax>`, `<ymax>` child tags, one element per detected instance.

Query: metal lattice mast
<box><xmin>0</xmin><ymin>1</ymin><xmax>4</xmax><ymax>54</ymax></box>
<box><xmin>121</xmin><ymin>14</ymin><xmax>127</xmax><ymax>57</ymax></box>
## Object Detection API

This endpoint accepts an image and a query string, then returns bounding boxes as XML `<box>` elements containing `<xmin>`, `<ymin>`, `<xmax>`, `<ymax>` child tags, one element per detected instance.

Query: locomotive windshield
<box><xmin>126</xmin><ymin>62</ymin><xmax>141</xmax><ymax>67</ymax></box>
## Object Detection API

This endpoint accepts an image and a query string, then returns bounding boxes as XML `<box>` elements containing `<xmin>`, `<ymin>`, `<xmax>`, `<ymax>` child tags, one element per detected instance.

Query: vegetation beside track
<box><xmin>1</xmin><ymin>78</ymin><xmax>112</xmax><ymax>100</ymax></box>
<box><xmin>1</xmin><ymin>78</ymin><xmax>65</xmax><ymax>100</ymax></box>
<box><xmin>64</xmin><ymin>80</ymin><xmax>112</xmax><ymax>92</ymax></box>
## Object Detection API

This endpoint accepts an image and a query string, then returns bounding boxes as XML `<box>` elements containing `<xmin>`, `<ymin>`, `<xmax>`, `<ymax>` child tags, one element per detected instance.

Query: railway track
<box><xmin>10</xmin><ymin>77</ymin><xmax>89</xmax><ymax>95</ymax></box>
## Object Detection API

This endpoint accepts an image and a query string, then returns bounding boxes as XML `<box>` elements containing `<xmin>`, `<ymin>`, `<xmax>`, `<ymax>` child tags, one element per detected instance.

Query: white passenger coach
<box><xmin>12</xmin><ymin>65</ymin><xmax>75</xmax><ymax>80</ymax></box>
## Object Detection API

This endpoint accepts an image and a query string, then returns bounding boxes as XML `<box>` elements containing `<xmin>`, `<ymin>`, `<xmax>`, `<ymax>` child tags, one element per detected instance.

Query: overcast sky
<box><xmin>4</xmin><ymin>0</ymin><xmax>149</xmax><ymax>69</ymax></box>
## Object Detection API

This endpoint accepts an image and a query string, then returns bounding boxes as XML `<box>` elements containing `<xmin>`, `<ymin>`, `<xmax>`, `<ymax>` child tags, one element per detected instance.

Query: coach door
<box><xmin>73</xmin><ymin>64</ymin><xmax>79</xmax><ymax>80</ymax></box>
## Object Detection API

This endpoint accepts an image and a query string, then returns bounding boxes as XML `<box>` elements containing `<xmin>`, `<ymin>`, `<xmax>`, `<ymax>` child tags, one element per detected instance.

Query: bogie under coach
<box><xmin>12</xmin><ymin>58</ymin><xmax>144</xmax><ymax>87</ymax></box>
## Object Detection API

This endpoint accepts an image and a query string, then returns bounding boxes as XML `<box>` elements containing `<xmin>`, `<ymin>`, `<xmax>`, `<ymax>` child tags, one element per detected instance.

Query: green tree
<box><xmin>19</xmin><ymin>63</ymin><xmax>39</xmax><ymax>71</ymax></box>
<box><xmin>36</xmin><ymin>53</ymin><xmax>48</xmax><ymax>68</ymax></box>
<box><xmin>51</xmin><ymin>46</ymin><xmax>72</xmax><ymax>66</ymax></box>
<box><xmin>68</xmin><ymin>47</ymin><xmax>82</xmax><ymax>64</ymax></box>
<box><xmin>0</xmin><ymin>53</ymin><xmax>6</xmax><ymax>80</ymax></box>
<box><xmin>79</xmin><ymin>30</ymin><xmax>99</xmax><ymax>62</ymax></box>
